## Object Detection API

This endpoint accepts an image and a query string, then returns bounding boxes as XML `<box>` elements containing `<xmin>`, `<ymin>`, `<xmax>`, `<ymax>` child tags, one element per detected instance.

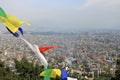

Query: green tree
<box><xmin>115</xmin><ymin>59</ymin><xmax>120</xmax><ymax>80</ymax></box>
<box><xmin>0</xmin><ymin>60</ymin><xmax>18</xmax><ymax>80</ymax></box>
<box><xmin>111</xmin><ymin>58</ymin><xmax>120</xmax><ymax>80</ymax></box>
<box><xmin>14</xmin><ymin>58</ymin><xmax>44</xmax><ymax>80</ymax></box>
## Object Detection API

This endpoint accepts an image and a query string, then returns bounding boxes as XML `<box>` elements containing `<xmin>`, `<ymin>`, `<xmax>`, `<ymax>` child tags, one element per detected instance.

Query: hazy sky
<box><xmin>0</xmin><ymin>0</ymin><xmax>120</xmax><ymax>32</ymax></box>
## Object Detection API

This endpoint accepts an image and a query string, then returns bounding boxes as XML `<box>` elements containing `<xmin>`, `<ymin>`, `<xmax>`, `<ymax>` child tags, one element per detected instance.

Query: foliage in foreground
<box><xmin>0</xmin><ymin>58</ymin><xmax>44</xmax><ymax>80</ymax></box>
<box><xmin>0</xmin><ymin>58</ymin><xmax>120</xmax><ymax>80</ymax></box>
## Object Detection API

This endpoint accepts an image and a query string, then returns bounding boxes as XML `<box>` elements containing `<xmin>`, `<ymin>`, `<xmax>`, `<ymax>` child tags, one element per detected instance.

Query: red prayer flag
<box><xmin>39</xmin><ymin>46</ymin><xmax>59</xmax><ymax>53</ymax></box>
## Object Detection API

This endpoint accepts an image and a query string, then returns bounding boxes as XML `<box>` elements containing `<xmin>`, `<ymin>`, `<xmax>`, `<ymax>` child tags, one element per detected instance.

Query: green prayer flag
<box><xmin>0</xmin><ymin>7</ymin><xmax>7</xmax><ymax>18</ymax></box>
<box><xmin>44</xmin><ymin>66</ymin><xmax>52</xmax><ymax>80</ymax></box>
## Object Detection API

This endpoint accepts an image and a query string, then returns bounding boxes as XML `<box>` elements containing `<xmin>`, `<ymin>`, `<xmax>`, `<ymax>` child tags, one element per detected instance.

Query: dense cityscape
<box><xmin>0</xmin><ymin>31</ymin><xmax>120</xmax><ymax>80</ymax></box>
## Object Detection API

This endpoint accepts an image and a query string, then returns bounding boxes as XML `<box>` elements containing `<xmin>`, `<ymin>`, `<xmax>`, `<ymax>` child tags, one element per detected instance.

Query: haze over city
<box><xmin>0</xmin><ymin>0</ymin><xmax>120</xmax><ymax>32</ymax></box>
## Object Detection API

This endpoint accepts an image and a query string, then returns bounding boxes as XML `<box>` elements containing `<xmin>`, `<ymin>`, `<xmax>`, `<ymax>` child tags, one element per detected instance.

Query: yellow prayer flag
<box><xmin>40</xmin><ymin>69</ymin><xmax>61</xmax><ymax>78</ymax></box>
<box><xmin>0</xmin><ymin>13</ymin><xmax>30</xmax><ymax>33</ymax></box>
